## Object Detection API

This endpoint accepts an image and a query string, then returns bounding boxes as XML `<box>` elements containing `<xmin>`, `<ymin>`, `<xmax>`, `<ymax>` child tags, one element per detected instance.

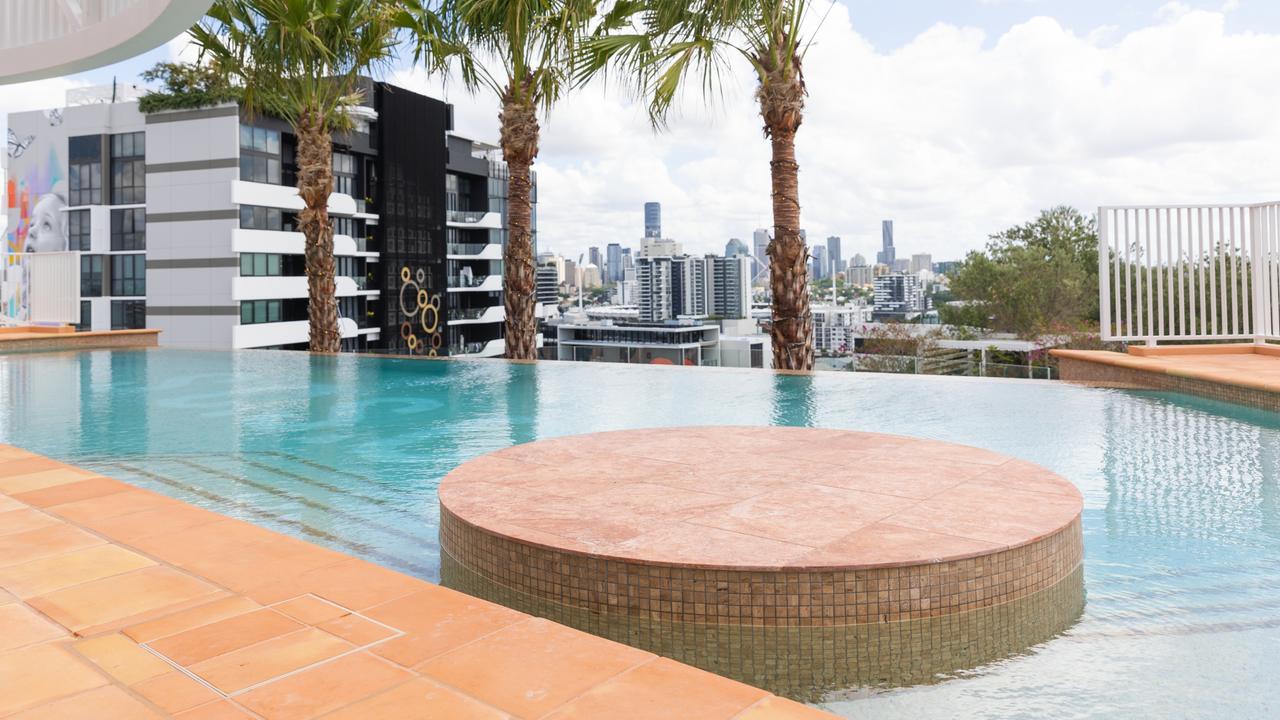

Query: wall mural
<box><xmin>4</xmin><ymin>120</ymin><xmax>68</xmax><ymax>321</ymax></box>
<box><xmin>399</xmin><ymin>266</ymin><xmax>442</xmax><ymax>356</ymax></box>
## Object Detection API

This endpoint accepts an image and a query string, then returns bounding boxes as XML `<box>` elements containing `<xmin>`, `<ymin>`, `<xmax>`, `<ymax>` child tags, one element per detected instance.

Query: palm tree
<box><xmin>191</xmin><ymin>0</ymin><xmax>397</xmax><ymax>353</ymax></box>
<box><xmin>583</xmin><ymin>0</ymin><xmax>821</xmax><ymax>370</ymax></box>
<box><xmin>397</xmin><ymin>0</ymin><xmax>597</xmax><ymax>360</ymax></box>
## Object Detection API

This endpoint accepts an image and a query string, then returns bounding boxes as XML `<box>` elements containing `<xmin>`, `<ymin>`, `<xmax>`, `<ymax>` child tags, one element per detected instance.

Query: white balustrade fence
<box><xmin>0</xmin><ymin>252</ymin><xmax>82</xmax><ymax>325</ymax></box>
<box><xmin>1099</xmin><ymin>203</ymin><xmax>1280</xmax><ymax>345</ymax></box>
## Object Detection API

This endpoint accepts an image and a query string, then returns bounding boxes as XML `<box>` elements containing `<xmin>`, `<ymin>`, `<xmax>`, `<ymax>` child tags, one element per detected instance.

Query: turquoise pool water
<box><xmin>1</xmin><ymin>348</ymin><xmax>1277</xmax><ymax>718</ymax></box>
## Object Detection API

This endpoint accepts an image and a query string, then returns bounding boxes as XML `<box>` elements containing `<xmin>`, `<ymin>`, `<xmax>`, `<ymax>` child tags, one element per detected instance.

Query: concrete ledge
<box><xmin>0</xmin><ymin>329</ymin><xmax>160</xmax><ymax>354</ymax></box>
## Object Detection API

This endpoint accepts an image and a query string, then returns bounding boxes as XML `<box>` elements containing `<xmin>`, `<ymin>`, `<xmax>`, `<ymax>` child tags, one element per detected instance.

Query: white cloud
<box><xmin>416</xmin><ymin>3</ymin><xmax>1280</xmax><ymax>263</ymax></box>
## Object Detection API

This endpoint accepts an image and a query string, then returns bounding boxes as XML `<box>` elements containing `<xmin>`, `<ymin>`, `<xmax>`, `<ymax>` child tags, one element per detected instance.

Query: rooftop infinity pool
<box><xmin>1</xmin><ymin>348</ymin><xmax>1276</xmax><ymax>718</ymax></box>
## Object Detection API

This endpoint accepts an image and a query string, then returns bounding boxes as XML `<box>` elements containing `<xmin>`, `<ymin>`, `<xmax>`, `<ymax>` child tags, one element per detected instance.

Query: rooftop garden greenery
<box><xmin>137</xmin><ymin>61</ymin><xmax>242</xmax><ymax>114</ymax></box>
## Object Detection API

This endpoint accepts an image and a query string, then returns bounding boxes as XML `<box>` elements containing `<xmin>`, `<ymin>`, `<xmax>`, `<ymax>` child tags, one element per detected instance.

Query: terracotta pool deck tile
<box><xmin>27</xmin><ymin>565</ymin><xmax>223</xmax><ymax>635</ymax></box>
<box><xmin>48</xmin><ymin>489</ymin><xmax>190</xmax><ymax>524</ymax></box>
<box><xmin>132</xmin><ymin>671</ymin><xmax>223</xmax><ymax>715</ymax></box>
<box><xmin>0</xmin><ymin>523</ymin><xmax>105</xmax><ymax>568</ymax></box>
<box><xmin>6</xmin><ymin>685</ymin><xmax>165</xmax><ymax>720</ymax></box>
<box><xmin>0</xmin><ymin>455</ymin><xmax>79</xmax><ymax>479</ymax></box>
<box><xmin>73</xmin><ymin>633</ymin><xmax>173</xmax><ymax>686</ymax></box>
<box><xmin>613</xmin><ymin>522</ymin><xmax>816</xmax><ymax>569</ymax></box>
<box><xmin>273</xmin><ymin>595</ymin><xmax>350</xmax><ymax>626</ymax></box>
<box><xmin>885</xmin><ymin>482</ymin><xmax>1081</xmax><ymax>547</ymax></box>
<box><xmin>318</xmin><ymin>613</ymin><xmax>398</xmax><ymax>646</ymax></box>
<box><xmin>244</xmin><ymin>557</ymin><xmax>429</xmax><ymax>610</ymax></box>
<box><xmin>808</xmin><ymin>456</ymin><xmax>988</xmax><ymax>499</ymax></box>
<box><xmin>234</xmin><ymin>651</ymin><xmax>413</xmax><ymax>720</ymax></box>
<box><xmin>74</xmin><ymin>502</ymin><xmax>227</xmax><ymax>545</ymax></box>
<box><xmin>123</xmin><ymin>596</ymin><xmax>264</xmax><ymax>644</ymax></box>
<box><xmin>186</xmin><ymin>627</ymin><xmax>353</xmax><ymax>694</ymax></box>
<box><xmin>0</xmin><ymin>644</ymin><xmax>110</xmax><ymax>716</ymax></box>
<box><xmin>0</xmin><ymin>506</ymin><xmax>61</xmax><ymax>537</ymax></box>
<box><xmin>544</xmin><ymin>657</ymin><xmax>768</xmax><ymax>720</ymax></box>
<box><xmin>796</xmin><ymin>522</ymin><xmax>1002</xmax><ymax>569</ymax></box>
<box><xmin>417</xmin><ymin>618</ymin><xmax>655</xmax><ymax>719</ymax></box>
<box><xmin>685</xmin><ymin>499</ymin><xmax>878</xmax><ymax>548</ymax></box>
<box><xmin>175</xmin><ymin>701</ymin><xmax>258</xmax><ymax>719</ymax></box>
<box><xmin>317</xmin><ymin>677</ymin><xmax>511</xmax><ymax>720</ymax></box>
<box><xmin>734</xmin><ymin>696</ymin><xmax>840</xmax><ymax>719</ymax></box>
<box><xmin>0</xmin><ymin>493</ymin><xmax>25</xmax><ymax>513</ymax></box>
<box><xmin>579</xmin><ymin>481</ymin><xmax>739</xmax><ymax>520</ymax></box>
<box><xmin>149</xmin><ymin>607</ymin><xmax>304</xmax><ymax>667</ymax></box>
<box><xmin>365</xmin><ymin>587</ymin><xmax>525</xmax><ymax>668</ymax></box>
<box><xmin>0</xmin><ymin>467</ymin><xmax>98</xmax><ymax>495</ymax></box>
<box><xmin>12</xmin><ymin>475</ymin><xmax>133</xmax><ymax>508</ymax></box>
<box><xmin>0</xmin><ymin>602</ymin><xmax>70</xmax><ymax>651</ymax></box>
<box><xmin>0</xmin><ymin>447</ymin><xmax>836</xmax><ymax>719</ymax></box>
<box><xmin>0</xmin><ymin>544</ymin><xmax>156</xmax><ymax>598</ymax></box>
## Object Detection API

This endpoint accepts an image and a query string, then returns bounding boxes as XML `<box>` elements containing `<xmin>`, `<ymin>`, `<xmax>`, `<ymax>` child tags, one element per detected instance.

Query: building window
<box><xmin>240</xmin><ymin>299</ymin><xmax>282</xmax><ymax>325</ymax></box>
<box><xmin>68</xmin><ymin>210</ymin><xmax>91</xmax><ymax>251</ymax></box>
<box><xmin>80</xmin><ymin>255</ymin><xmax>103</xmax><ymax>297</ymax></box>
<box><xmin>332</xmin><ymin>216</ymin><xmax>364</xmax><ymax>238</ymax></box>
<box><xmin>336</xmin><ymin>256</ymin><xmax>364</xmax><ymax>278</ymax></box>
<box><xmin>68</xmin><ymin>135</ymin><xmax>102</xmax><ymax>206</ymax></box>
<box><xmin>110</xmin><ymin>254</ymin><xmax>146</xmax><ymax>296</ymax></box>
<box><xmin>109</xmin><ymin>132</ymin><xmax>145</xmax><ymax>204</ymax></box>
<box><xmin>111</xmin><ymin>300</ymin><xmax>145</xmax><ymax>330</ymax></box>
<box><xmin>239</xmin><ymin>124</ymin><xmax>281</xmax><ymax>184</ymax></box>
<box><xmin>239</xmin><ymin>253</ymin><xmax>282</xmax><ymax>276</ymax></box>
<box><xmin>239</xmin><ymin>205</ymin><xmax>285</xmax><ymax>231</ymax></box>
<box><xmin>110</xmin><ymin>208</ymin><xmax>145</xmax><ymax>250</ymax></box>
<box><xmin>76</xmin><ymin>301</ymin><xmax>91</xmax><ymax>332</ymax></box>
<box><xmin>332</xmin><ymin>152</ymin><xmax>355</xmax><ymax>195</ymax></box>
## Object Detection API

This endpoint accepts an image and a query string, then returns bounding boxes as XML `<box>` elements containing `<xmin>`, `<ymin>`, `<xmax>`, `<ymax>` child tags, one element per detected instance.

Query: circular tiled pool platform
<box><xmin>439</xmin><ymin>427</ymin><xmax>1085</xmax><ymax>699</ymax></box>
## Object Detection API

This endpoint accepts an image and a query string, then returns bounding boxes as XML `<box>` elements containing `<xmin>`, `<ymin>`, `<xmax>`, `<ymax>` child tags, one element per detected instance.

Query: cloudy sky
<box><xmin>5</xmin><ymin>0</ymin><xmax>1280</xmax><ymax>263</ymax></box>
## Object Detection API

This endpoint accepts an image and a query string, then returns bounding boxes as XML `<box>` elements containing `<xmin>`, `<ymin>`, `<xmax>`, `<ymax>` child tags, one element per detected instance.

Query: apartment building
<box><xmin>3</xmin><ymin>80</ymin><xmax>532</xmax><ymax>357</ymax></box>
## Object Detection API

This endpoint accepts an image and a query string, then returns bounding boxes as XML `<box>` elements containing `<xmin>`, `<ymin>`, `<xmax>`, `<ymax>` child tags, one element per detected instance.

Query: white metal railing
<box><xmin>1</xmin><ymin>252</ymin><xmax>82</xmax><ymax>325</ymax></box>
<box><xmin>1099</xmin><ymin>204</ymin><xmax>1280</xmax><ymax>345</ymax></box>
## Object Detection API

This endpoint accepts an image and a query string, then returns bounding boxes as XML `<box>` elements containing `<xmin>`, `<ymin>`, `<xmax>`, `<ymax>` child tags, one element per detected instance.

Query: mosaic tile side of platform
<box><xmin>1058</xmin><ymin>356</ymin><xmax>1280</xmax><ymax>412</ymax></box>
<box><xmin>442</xmin><ymin>551</ymin><xmax>1085</xmax><ymax>700</ymax></box>
<box><xmin>440</xmin><ymin>507</ymin><xmax>1083</xmax><ymax>627</ymax></box>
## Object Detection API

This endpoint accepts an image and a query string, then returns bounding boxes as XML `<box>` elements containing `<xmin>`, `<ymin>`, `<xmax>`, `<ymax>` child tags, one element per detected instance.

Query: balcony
<box><xmin>448</xmin><ymin>274</ymin><xmax>502</xmax><ymax>292</ymax></box>
<box><xmin>447</xmin><ymin>242</ymin><xmax>503</xmax><ymax>261</ymax></box>
<box><xmin>448</xmin><ymin>305</ymin><xmax>505</xmax><ymax>325</ymax></box>
<box><xmin>446</xmin><ymin>210</ymin><xmax>503</xmax><ymax>230</ymax></box>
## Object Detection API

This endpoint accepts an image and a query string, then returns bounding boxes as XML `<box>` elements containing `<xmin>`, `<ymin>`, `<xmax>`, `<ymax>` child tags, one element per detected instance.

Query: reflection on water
<box><xmin>0</xmin><ymin>351</ymin><xmax>1278</xmax><ymax>718</ymax></box>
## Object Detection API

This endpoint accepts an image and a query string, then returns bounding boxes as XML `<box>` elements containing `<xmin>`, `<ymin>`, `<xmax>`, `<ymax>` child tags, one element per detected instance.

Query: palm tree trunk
<box><xmin>761</xmin><ymin>68</ymin><xmax>813</xmax><ymax>371</ymax></box>
<box><xmin>296</xmin><ymin>110</ymin><xmax>340</xmax><ymax>353</ymax></box>
<box><xmin>499</xmin><ymin>81</ymin><xmax>539</xmax><ymax>361</ymax></box>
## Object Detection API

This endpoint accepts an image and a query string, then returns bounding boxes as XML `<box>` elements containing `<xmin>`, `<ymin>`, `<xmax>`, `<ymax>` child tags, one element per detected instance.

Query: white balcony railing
<box><xmin>1099</xmin><ymin>203</ymin><xmax>1280</xmax><ymax>345</ymax></box>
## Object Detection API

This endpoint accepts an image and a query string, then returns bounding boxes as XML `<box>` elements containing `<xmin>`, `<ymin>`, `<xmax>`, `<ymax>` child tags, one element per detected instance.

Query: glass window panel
<box><xmin>241</xmin><ymin>302</ymin><xmax>252</xmax><ymax>324</ymax></box>
<box><xmin>240</xmin><ymin>124</ymin><xmax>252</xmax><ymax>149</ymax></box>
<box><xmin>267</xmin><ymin>255</ymin><xmax>280</xmax><ymax>275</ymax></box>
<box><xmin>267</xmin><ymin>301</ymin><xmax>280</xmax><ymax>323</ymax></box>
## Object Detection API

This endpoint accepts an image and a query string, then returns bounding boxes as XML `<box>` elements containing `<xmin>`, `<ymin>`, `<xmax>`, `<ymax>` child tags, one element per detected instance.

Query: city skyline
<box><xmin>9</xmin><ymin>3</ymin><xmax>1280</xmax><ymax>265</ymax></box>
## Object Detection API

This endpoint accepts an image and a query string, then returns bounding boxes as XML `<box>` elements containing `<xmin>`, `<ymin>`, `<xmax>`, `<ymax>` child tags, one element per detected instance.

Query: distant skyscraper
<box><xmin>644</xmin><ymin>202</ymin><xmax>661</xmax><ymax>238</ymax></box>
<box><xmin>588</xmin><ymin>246</ymin><xmax>602</xmax><ymax>270</ymax></box>
<box><xmin>606</xmin><ymin>243</ymin><xmax>623</xmax><ymax>282</ymax></box>
<box><xmin>851</xmin><ymin>253</ymin><xmax>867</xmax><ymax>268</ymax></box>
<box><xmin>910</xmin><ymin>253</ymin><xmax>933</xmax><ymax>274</ymax></box>
<box><xmin>725</xmin><ymin>238</ymin><xmax>748</xmax><ymax>257</ymax></box>
<box><xmin>811</xmin><ymin>245</ymin><xmax>828</xmax><ymax>280</ymax></box>
<box><xmin>873</xmin><ymin>273</ymin><xmax>926</xmax><ymax>320</ymax></box>
<box><xmin>826</xmin><ymin>236</ymin><xmax>842</xmax><ymax>276</ymax></box>
<box><xmin>877</xmin><ymin>220</ymin><xmax>896</xmax><ymax>266</ymax></box>
<box><xmin>752</xmin><ymin>228</ymin><xmax>770</xmax><ymax>282</ymax></box>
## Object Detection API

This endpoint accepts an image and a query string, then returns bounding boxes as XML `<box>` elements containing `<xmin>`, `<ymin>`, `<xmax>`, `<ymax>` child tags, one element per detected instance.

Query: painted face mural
<box><xmin>23</xmin><ymin>191</ymin><xmax>67</xmax><ymax>252</ymax></box>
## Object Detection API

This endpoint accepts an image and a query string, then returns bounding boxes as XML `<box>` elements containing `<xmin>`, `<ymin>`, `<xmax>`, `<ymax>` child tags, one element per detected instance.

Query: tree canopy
<box><xmin>942</xmin><ymin>206</ymin><xmax>1099</xmax><ymax>337</ymax></box>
